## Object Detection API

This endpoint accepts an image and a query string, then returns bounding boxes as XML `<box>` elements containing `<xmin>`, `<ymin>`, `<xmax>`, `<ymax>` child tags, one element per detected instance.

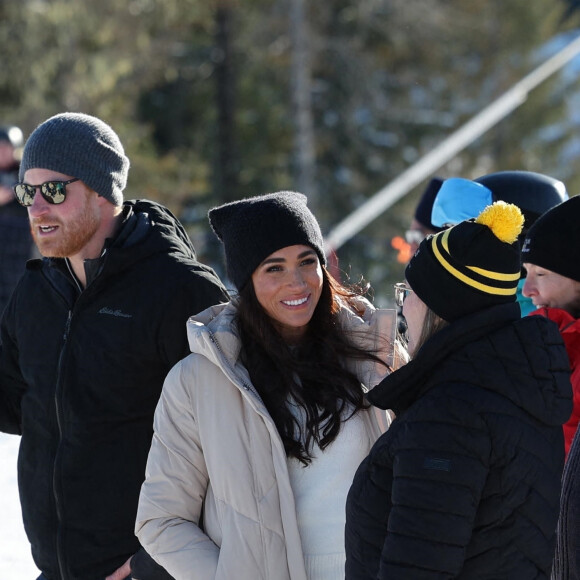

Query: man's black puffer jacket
<box><xmin>0</xmin><ymin>200</ymin><xmax>229</xmax><ymax>580</ymax></box>
<box><xmin>345</xmin><ymin>302</ymin><xmax>572</xmax><ymax>580</ymax></box>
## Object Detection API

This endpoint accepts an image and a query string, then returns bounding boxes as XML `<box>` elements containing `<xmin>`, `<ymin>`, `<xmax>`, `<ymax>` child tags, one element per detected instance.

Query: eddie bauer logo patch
<box><xmin>423</xmin><ymin>457</ymin><xmax>451</xmax><ymax>472</ymax></box>
<box><xmin>98</xmin><ymin>307</ymin><xmax>133</xmax><ymax>319</ymax></box>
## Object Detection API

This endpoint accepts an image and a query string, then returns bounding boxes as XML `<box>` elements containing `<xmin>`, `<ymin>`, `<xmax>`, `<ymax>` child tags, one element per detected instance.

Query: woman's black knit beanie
<box><xmin>208</xmin><ymin>191</ymin><xmax>326</xmax><ymax>291</ymax></box>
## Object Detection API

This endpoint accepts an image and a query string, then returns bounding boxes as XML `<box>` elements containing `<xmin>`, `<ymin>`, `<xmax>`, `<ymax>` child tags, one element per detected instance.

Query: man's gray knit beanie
<box><xmin>19</xmin><ymin>112</ymin><xmax>130</xmax><ymax>206</ymax></box>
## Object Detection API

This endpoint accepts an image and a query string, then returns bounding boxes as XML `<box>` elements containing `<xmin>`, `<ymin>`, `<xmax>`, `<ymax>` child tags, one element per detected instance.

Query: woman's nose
<box><xmin>288</xmin><ymin>269</ymin><xmax>306</xmax><ymax>286</ymax></box>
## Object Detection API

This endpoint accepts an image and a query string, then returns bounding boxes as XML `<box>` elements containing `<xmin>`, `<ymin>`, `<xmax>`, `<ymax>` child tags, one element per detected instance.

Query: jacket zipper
<box><xmin>208</xmin><ymin>331</ymin><xmax>259</xmax><ymax>398</ymax></box>
<box><xmin>53</xmin><ymin>309</ymin><xmax>73</xmax><ymax>580</ymax></box>
<box><xmin>53</xmin><ymin>262</ymin><xmax>81</xmax><ymax>580</ymax></box>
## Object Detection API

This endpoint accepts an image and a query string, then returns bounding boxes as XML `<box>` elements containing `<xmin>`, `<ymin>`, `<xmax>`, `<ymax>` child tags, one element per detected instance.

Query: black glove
<box><xmin>130</xmin><ymin>548</ymin><xmax>175</xmax><ymax>580</ymax></box>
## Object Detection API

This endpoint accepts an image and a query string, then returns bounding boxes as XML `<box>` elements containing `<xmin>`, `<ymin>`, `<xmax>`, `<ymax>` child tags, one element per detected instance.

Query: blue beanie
<box><xmin>19</xmin><ymin>112</ymin><xmax>130</xmax><ymax>206</ymax></box>
<box><xmin>431</xmin><ymin>177</ymin><xmax>493</xmax><ymax>228</ymax></box>
<box><xmin>414</xmin><ymin>177</ymin><xmax>445</xmax><ymax>231</ymax></box>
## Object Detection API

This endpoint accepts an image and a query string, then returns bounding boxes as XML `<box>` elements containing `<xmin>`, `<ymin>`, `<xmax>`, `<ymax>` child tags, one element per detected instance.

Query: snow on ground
<box><xmin>0</xmin><ymin>432</ymin><xmax>40</xmax><ymax>579</ymax></box>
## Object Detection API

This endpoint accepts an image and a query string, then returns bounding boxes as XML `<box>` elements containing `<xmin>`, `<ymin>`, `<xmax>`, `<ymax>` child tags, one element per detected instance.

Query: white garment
<box><xmin>287</xmin><ymin>407</ymin><xmax>372</xmax><ymax>580</ymax></box>
<box><xmin>136</xmin><ymin>300</ymin><xmax>399</xmax><ymax>580</ymax></box>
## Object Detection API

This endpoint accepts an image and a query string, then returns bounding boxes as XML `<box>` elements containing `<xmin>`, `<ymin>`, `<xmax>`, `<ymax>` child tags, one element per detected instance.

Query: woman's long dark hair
<box><xmin>237</xmin><ymin>266</ymin><xmax>388</xmax><ymax>465</ymax></box>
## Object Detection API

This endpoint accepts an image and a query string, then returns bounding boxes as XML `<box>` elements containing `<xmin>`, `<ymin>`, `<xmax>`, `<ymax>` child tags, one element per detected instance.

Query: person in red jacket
<box><xmin>521</xmin><ymin>195</ymin><xmax>580</xmax><ymax>458</ymax></box>
<box><xmin>524</xmin><ymin>195</ymin><xmax>580</xmax><ymax>580</ymax></box>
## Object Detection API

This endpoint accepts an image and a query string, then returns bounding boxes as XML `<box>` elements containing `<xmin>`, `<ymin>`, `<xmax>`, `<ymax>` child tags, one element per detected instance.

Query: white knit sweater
<box><xmin>287</xmin><ymin>408</ymin><xmax>372</xmax><ymax>580</ymax></box>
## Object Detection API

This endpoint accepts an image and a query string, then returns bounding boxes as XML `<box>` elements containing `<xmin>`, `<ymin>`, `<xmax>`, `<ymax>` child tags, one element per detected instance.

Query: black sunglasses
<box><xmin>13</xmin><ymin>178</ymin><xmax>80</xmax><ymax>207</ymax></box>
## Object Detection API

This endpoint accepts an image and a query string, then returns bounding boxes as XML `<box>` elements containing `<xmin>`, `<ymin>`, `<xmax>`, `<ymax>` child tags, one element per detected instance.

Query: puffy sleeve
<box><xmin>135</xmin><ymin>356</ymin><xmax>219</xmax><ymax>579</ymax></box>
<box><xmin>378</xmin><ymin>393</ymin><xmax>490</xmax><ymax>578</ymax></box>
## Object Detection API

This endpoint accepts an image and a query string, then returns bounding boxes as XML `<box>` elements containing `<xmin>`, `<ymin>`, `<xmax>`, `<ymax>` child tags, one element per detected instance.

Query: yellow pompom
<box><xmin>474</xmin><ymin>201</ymin><xmax>524</xmax><ymax>244</ymax></box>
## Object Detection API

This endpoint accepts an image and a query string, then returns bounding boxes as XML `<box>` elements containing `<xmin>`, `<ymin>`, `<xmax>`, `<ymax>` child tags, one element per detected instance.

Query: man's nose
<box><xmin>521</xmin><ymin>277</ymin><xmax>534</xmax><ymax>297</ymax></box>
<box><xmin>27</xmin><ymin>188</ymin><xmax>49</xmax><ymax>216</ymax></box>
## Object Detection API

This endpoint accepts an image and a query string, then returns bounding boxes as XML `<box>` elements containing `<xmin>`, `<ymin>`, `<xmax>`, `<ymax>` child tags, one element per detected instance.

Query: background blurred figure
<box><xmin>402</xmin><ymin>177</ymin><xmax>444</xmax><ymax>258</ymax></box>
<box><xmin>0</xmin><ymin>125</ymin><xmax>34</xmax><ymax>315</ymax></box>
<box><xmin>0</xmin><ymin>125</ymin><xmax>22</xmax><ymax>182</ymax></box>
<box><xmin>345</xmin><ymin>202</ymin><xmax>572</xmax><ymax>579</ymax></box>
<box><xmin>431</xmin><ymin>170</ymin><xmax>568</xmax><ymax>315</ymax></box>
<box><xmin>430</xmin><ymin>177</ymin><xmax>493</xmax><ymax>228</ymax></box>
<box><xmin>391</xmin><ymin>177</ymin><xmax>444</xmax><ymax>264</ymax></box>
<box><xmin>475</xmin><ymin>171</ymin><xmax>568</xmax><ymax>240</ymax></box>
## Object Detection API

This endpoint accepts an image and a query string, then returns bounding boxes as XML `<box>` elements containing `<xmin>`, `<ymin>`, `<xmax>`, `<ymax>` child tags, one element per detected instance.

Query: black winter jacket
<box><xmin>345</xmin><ymin>303</ymin><xmax>572</xmax><ymax>580</ymax></box>
<box><xmin>554</xmin><ymin>423</ymin><xmax>580</xmax><ymax>580</ymax></box>
<box><xmin>0</xmin><ymin>198</ymin><xmax>33</xmax><ymax>315</ymax></box>
<box><xmin>0</xmin><ymin>200</ymin><xmax>229</xmax><ymax>580</ymax></box>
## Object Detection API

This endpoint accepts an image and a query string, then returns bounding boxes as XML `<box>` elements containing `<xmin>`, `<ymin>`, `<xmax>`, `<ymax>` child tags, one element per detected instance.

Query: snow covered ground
<box><xmin>0</xmin><ymin>432</ymin><xmax>40</xmax><ymax>579</ymax></box>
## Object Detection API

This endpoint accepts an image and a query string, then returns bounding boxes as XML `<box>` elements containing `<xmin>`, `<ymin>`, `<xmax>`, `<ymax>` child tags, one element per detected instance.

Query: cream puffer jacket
<box><xmin>135</xmin><ymin>298</ymin><xmax>404</xmax><ymax>580</ymax></box>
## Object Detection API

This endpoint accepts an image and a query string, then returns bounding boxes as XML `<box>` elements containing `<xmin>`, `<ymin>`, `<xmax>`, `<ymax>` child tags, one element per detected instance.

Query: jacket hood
<box><xmin>111</xmin><ymin>199</ymin><xmax>198</xmax><ymax>263</ymax></box>
<box><xmin>187</xmin><ymin>301</ymin><xmax>242</xmax><ymax>371</ymax></box>
<box><xmin>29</xmin><ymin>199</ymin><xmax>199</xmax><ymax>284</ymax></box>
<box><xmin>185</xmin><ymin>298</ymin><xmax>385</xmax><ymax>366</ymax></box>
<box><xmin>368</xmin><ymin>302</ymin><xmax>572</xmax><ymax>427</ymax></box>
<box><xmin>186</xmin><ymin>297</ymin><xmax>400</xmax><ymax>392</ymax></box>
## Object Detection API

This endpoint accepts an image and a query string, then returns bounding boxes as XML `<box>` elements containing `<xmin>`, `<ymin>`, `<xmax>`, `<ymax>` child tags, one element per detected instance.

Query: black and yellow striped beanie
<box><xmin>405</xmin><ymin>201</ymin><xmax>524</xmax><ymax>322</ymax></box>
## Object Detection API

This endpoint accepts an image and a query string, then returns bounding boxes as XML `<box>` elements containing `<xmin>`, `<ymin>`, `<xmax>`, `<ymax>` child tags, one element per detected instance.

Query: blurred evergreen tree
<box><xmin>0</xmin><ymin>0</ymin><xmax>579</xmax><ymax>302</ymax></box>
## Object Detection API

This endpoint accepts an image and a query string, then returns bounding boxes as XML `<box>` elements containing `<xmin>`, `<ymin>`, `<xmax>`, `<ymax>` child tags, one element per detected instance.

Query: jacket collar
<box><xmin>368</xmin><ymin>302</ymin><xmax>523</xmax><ymax>415</ymax></box>
<box><xmin>186</xmin><ymin>297</ymin><xmax>397</xmax><ymax>392</ymax></box>
<box><xmin>529</xmin><ymin>307</ymin><xmax>580</xmax><ymax>333</ymax></box>
<box><xmin>33</xmin><ymin>199</ymin><xmax>195</xmax><ymax>293</ymax></box>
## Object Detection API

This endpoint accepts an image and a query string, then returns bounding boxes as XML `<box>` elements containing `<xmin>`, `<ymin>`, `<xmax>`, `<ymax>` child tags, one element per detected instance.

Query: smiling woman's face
<box><xmin>251</xmin><ymin>244</ymin><xmax>323</xmax><ymax>343</ymax></box>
